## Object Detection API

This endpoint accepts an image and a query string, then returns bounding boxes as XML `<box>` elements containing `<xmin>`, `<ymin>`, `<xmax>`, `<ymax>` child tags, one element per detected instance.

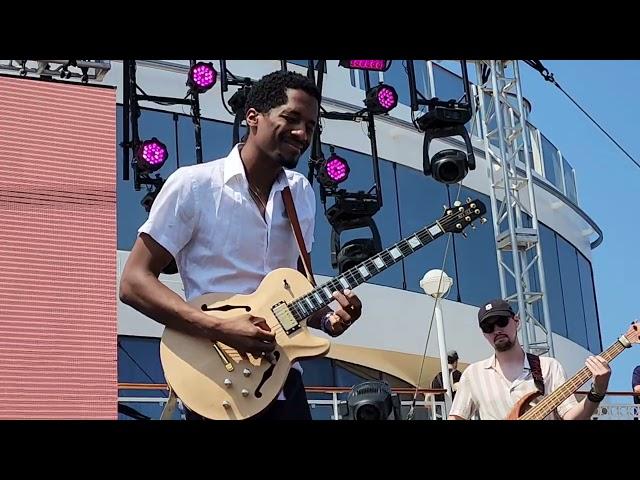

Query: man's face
<box><xmin>247</xmin><ymin>88</ymin><xmax>318</xmax><ymax>169</ymax></box>
<box><xmin>480</xmin><ymin>315</ymin><xmax>518</xmax><ymax>352</ymax></box>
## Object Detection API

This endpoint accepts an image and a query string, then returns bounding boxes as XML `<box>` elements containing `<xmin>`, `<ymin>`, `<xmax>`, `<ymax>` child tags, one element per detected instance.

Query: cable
<box><xmin>392</xmin><ymin>162</ymin><xmax>407</xmax><ymax>290</ymax></box>
<box><xmin>173</xmin><ymin>113</ymin><xmax>180</xmax><ymax>169</ymax></box>
<box><xmin>220</xmin><ymin>85</ymin><xmax>234</xmax><ymax>116</ymax></box>
<box><xmin>526</xmin><ymin>61</ymin><xmax>640</xmax><ymax>172</ymax></box>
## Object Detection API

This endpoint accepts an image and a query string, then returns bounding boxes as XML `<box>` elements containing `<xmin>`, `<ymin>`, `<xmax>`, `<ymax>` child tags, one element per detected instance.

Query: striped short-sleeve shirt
<box><xmin>449</xmin><ymin>353</ymin><xmax>579</xmax><ymax>420</ymax></box>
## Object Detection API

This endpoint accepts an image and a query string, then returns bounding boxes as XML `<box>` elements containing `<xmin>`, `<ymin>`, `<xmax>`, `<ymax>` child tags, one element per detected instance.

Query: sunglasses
<box><xmin>480</xmin><ymin>316</ymin><xmax>510</xmax><ymax>334</ymax></box>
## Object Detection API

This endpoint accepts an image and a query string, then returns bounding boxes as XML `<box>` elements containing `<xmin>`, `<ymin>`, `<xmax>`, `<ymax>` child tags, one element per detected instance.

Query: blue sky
<box><xmin>518</xmin><ymin>61</ymin><xmax>640</xmax><ymax>396</ymax></box>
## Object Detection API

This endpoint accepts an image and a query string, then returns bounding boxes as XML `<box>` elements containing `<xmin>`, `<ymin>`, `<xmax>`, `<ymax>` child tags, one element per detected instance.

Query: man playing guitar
<box><xmin>119</xmin><ymin>70</ymin><xmax>362</xmax><ymax>420</ymax></box>
<box><xmin>449</xmin><ymin>299</ymin><xmax>612</xmax><ymax>420</ymax></box>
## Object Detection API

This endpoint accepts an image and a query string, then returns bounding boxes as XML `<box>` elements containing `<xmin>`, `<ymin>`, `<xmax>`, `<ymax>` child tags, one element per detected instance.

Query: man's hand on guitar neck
<box><xmin>324</xmin><ymin>289</ymin><xmax>363</xmax><ymax>336</ymax></box>
<box><xmin>586</xmin><ymin>355</ymin><xmax>611</xmax><ymax>395</ymax></box>
<box><xmin>562</xmin><ymin>355</ymin><xmax>611</xmax><ymax>420</ymax></box>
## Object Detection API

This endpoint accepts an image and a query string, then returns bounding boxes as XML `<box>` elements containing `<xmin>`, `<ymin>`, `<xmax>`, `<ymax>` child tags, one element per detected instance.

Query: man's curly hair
<box><xmin>244</xmin><ymin>70</ymin><xmax>321</xmax><ymax>115</ymax></box>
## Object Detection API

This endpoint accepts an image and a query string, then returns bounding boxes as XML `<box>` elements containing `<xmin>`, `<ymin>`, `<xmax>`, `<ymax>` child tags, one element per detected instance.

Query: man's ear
<box><xmin>514</xmin><ymin>315</ymin><xmax>521</xmax><ymax>330</ymax></box>
<box><xmin>246</xmin><ymin>108</ymin><xmax>259</xmax><ymax>128</ymax></box>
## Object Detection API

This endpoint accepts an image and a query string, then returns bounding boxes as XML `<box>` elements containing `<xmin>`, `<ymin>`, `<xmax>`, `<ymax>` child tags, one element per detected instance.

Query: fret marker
<box><xmin>428</xmin><ymin>224</ymin><xmax>442</xmax><ymax>236</ymax></box>
<box><xmin>339</xmin><ymin>277</ymin><xmax>350</xmax><ymax>289</ymax></box>
<box><xmin>296</xmin><ymin>303</ymin><xmax>309</xmax><ymax>317</ymax></box>
<box><xmin>323</xmin><ymin>287</ymin><xmax>332</xmax><ymax>298</ymax></box>
<box><xmin>373</xmin><ymin>257</ymin><xmax>385</xmax><ymax>269</ymax></box>
<box><xmin>358</xmin><ymin>265</ymin><xmax>370</xmax><ymax>278</ymax></box>
<box><xmin>390</xmin><ymin>247</ymin><xmax>401</xmax><ymax>259</ymax></box>
<box><xmin>408</xmin><ymin>236</ymin><xmax>421</xmax><ymax>248</ymax></box>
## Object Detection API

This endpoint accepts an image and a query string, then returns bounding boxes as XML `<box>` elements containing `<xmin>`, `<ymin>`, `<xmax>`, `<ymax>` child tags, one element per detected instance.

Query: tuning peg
<box><xmin>453</xmin><ymin>200</ymin><xmax>462</xmax><ymax>207</ymax></box>
<box><xmin>443</xmin><ymin>205</ymin><xmax>448</xmax><ymax>211</ymax></box>
<box><xmin>471</xmin><ymin>224</ymin><xmax>476</xmax><ymax>230</ymax></box>
<box><xmin>466</xmin><ymin>197</ymin><xmax>472</xmax><ymax>203</ymax></box>
<box><xmin>461</xmin><ymin>232</ymin><xmax>467</xmax><ymax>239</ymax></box>
<box><xmin>480</xmin><ymin>217</ymin><xmax>487</xmax><ymax>224</ymax></box>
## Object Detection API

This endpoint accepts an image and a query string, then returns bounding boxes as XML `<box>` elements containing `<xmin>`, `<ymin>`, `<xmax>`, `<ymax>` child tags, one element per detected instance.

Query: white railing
<box><xmin>118</xmin><ymin>397</ymin><xmax>640</xmax><ymax>420</ymax></box>
<box><xmin>118</xmin><ymin>392</ymin><xmax>446</xmax><ymax>420</ymax></box>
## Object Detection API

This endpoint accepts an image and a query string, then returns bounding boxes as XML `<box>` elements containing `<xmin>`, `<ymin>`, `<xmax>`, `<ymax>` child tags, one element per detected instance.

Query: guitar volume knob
<box><xmin>243</xmin><ymin>368</ymin><xmax>251</xmax><ymax>377</ymax></box>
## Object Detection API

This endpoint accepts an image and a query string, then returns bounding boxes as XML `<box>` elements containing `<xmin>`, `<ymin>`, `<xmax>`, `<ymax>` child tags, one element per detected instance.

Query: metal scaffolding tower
<box><xmin>473</xmin><ymin>60</ymin><xmax>555</xmax><ymax>356</ymax></box>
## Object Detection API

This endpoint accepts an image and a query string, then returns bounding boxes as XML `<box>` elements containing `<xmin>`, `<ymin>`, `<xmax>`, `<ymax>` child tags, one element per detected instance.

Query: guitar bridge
<box><xmin>271</xmin><ymin>301</ymin><xmax>300</xmax><ymax>335</ymax></box>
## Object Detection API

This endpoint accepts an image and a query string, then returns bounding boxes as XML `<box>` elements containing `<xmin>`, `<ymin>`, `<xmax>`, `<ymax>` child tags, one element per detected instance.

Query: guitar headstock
<box><xmin>440</xmin><ymin>198</ymin><xmax>487</xmax><ymax>235</ymax></box>
<box><xmin>623</xmin><ymin>321</ymin><xmax>640</xmax><ymax>345</ymax></box>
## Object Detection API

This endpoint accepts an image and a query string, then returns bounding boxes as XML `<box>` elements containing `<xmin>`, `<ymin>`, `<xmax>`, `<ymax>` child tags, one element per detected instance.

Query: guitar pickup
<box><xmin>271</xmin><ymin>301</ymin><xmax>300</xmax><ymax>335</ymax></box>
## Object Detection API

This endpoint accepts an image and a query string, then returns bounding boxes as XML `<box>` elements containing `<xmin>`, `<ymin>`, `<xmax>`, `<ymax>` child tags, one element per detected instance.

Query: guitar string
<box><xmin>214</xmin><ymin>200</ymin><xmax>483</xmax><ymax>372</ymax></box>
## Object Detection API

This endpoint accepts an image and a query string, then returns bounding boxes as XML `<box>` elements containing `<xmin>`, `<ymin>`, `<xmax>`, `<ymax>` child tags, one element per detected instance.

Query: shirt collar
<box><xmin>223</xmin><ymin>143</ymin><xmax>289</xmax><ymax>193</ymax></box>
<box><xmin>223</xmin><ymin>144</ymin><xmax>246</xmax><ymax>185</ymax></box>
<box><xmin>482</xmin><ymin>352</ymin><xmax>531</xmax><ymax>372</ymax></box>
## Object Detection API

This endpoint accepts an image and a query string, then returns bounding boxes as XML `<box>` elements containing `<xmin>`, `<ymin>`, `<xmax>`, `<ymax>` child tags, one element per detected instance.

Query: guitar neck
<box><xmin>519</xmin><ymin>340</ymin><xmax>627</xmax><ymax>420</ymax></box>
<box><xmin>288</xmin><ymin>220</ymin><xmax>448</xmax><ymax>321</ymax></box>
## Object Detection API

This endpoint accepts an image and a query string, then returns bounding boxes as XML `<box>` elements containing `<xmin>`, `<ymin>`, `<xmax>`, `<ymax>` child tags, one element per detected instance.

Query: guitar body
<box><xmin>505</xmin><ymin>391</ymin><xmax>542</xmax><ymax>420</ymax></box>
<box><xmin>160</xmin><ymin>268</ymin><xmax>330</xmax><ymax>420</ymax></box>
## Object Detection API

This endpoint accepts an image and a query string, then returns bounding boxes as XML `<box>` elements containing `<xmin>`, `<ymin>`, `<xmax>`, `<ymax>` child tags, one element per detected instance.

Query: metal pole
<box><xmin>189</xmin><ymin>60</ymin><xmax>204</xmax><ymax>165</ymax></box>
<box><xmin>363</xmin><ymin>73</ymin><xmax>383</xmax><ymax>208</ymax></box>
<box><xmin>434</xmin><ymin>299</ymin><xmax>452</xmax><ymax>414</ymax></box>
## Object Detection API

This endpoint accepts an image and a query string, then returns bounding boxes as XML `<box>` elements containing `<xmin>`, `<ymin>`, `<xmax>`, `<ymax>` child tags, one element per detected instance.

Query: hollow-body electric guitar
<box><xmin>160</xmin><ymin>199</ymin><xmax>487</xmax><ymax>420</ymax></box>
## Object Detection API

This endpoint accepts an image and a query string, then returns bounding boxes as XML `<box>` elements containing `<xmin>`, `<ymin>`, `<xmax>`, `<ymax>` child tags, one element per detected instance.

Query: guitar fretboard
<box><xmin>288</xmin><ymin>220</ymin><xmax>448</xmax><ymax>321</ymax></box>
<box><xmin>519</xmin><ymin>340</ymin><xmax>627</xmax><ymax>420</ymax></box>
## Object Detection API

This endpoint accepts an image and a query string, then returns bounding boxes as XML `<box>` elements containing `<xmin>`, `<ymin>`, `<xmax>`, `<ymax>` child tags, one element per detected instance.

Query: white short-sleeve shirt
<box><xmin>139</xmin><ymin>144</ymin><xmax>316</xmax><ymax>300</ymax></box>
<box><xmin>138</xmin><ymin>145</ymin><xmax>316</xmax><ymax>398</ymax></box>
<box><xmin>449</xmin><ymin>353</ymin><xmax>579</xmax><ymax>420</ymax></box>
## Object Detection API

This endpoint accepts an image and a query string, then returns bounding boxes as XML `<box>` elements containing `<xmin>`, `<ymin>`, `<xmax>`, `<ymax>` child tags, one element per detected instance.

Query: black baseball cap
<box><xmin>477</xmin><ymin>299</ymin><xmax>515</xmax><ymax>324</ymax></box>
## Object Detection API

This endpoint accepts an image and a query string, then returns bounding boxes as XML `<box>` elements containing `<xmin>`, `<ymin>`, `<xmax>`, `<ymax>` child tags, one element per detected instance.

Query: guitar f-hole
<box><xmin>201</xmin><ymin>303</ymin><xmax>251</xmax><ymax>312</ymax></box>
<box><xmin>254</xmin><ymin>351</ymin><xmax>280</xmax><ymax>398</ymax></box>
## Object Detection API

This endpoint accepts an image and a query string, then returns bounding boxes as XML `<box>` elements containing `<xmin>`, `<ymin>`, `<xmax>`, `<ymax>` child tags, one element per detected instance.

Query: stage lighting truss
<box><xmin>0</xmin><ymin>60</ymin><xmax>111</xmax><ymax>83</ymax></box>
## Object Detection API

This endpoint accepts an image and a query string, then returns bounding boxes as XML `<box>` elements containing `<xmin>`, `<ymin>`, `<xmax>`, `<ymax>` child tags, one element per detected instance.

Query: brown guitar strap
<box><xmin>527</xmin><ymin>353</ymin><xmax>545</xmax><ymax>395</ymax></box>
<box><xmin>281</xmin><ymin>186</ymin><xmax>316</xmax><ymax>287</ymax></box>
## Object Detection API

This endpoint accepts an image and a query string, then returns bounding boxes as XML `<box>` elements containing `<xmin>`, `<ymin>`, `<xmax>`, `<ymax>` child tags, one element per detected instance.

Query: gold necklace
<box><xmin>247</xmin><ymin>183</ymin><xmax>268</xmax><ymax>210</ymax></box>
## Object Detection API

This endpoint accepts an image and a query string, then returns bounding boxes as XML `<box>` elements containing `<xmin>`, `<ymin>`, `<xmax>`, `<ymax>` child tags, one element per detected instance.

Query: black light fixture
<box><xmin>419</xmin><ymin>105</ymin><xmax>476</xmax><ymax>184</ymax></box>
<box><xmin>331</xmin><ymin>219</ymin><xmax>382</xmax><ymax>274</ymax></box>
<box><xmin>406</xmin><ymin>60</ymin><xmax>477</xmax><ymax>185</ymax></box>
<box><xmin>338</xmin><ymin>381</ymin><xmax>402</xmax><ymax>420</ymax></box>
<box><xmin>325</xmin><ymin>190</ymin><xmax>382</xmax><ymax>274</ymax></box>
<box><xmin>315</xmin><ymin>146</ymin><xmax>350</xmax><ymax>190</ymax></box>
<box><xmin>135</xmin><ymin>137</ymin><xmax>169</xmax><ymax>173</ymax></box>
<box><xmin>339</xmin><ymin>60</ymin><xmax>392</xmax><ymax>72</ymax></box>
<box><xmin>364</xmin><ymin>83</ymin><xmax>398</xmax><ymax>114</ymax></box>
<box><xmin>187</xmin><ymin>61</ymin><xmax>217</xmax><ymax>94</ymax></box>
